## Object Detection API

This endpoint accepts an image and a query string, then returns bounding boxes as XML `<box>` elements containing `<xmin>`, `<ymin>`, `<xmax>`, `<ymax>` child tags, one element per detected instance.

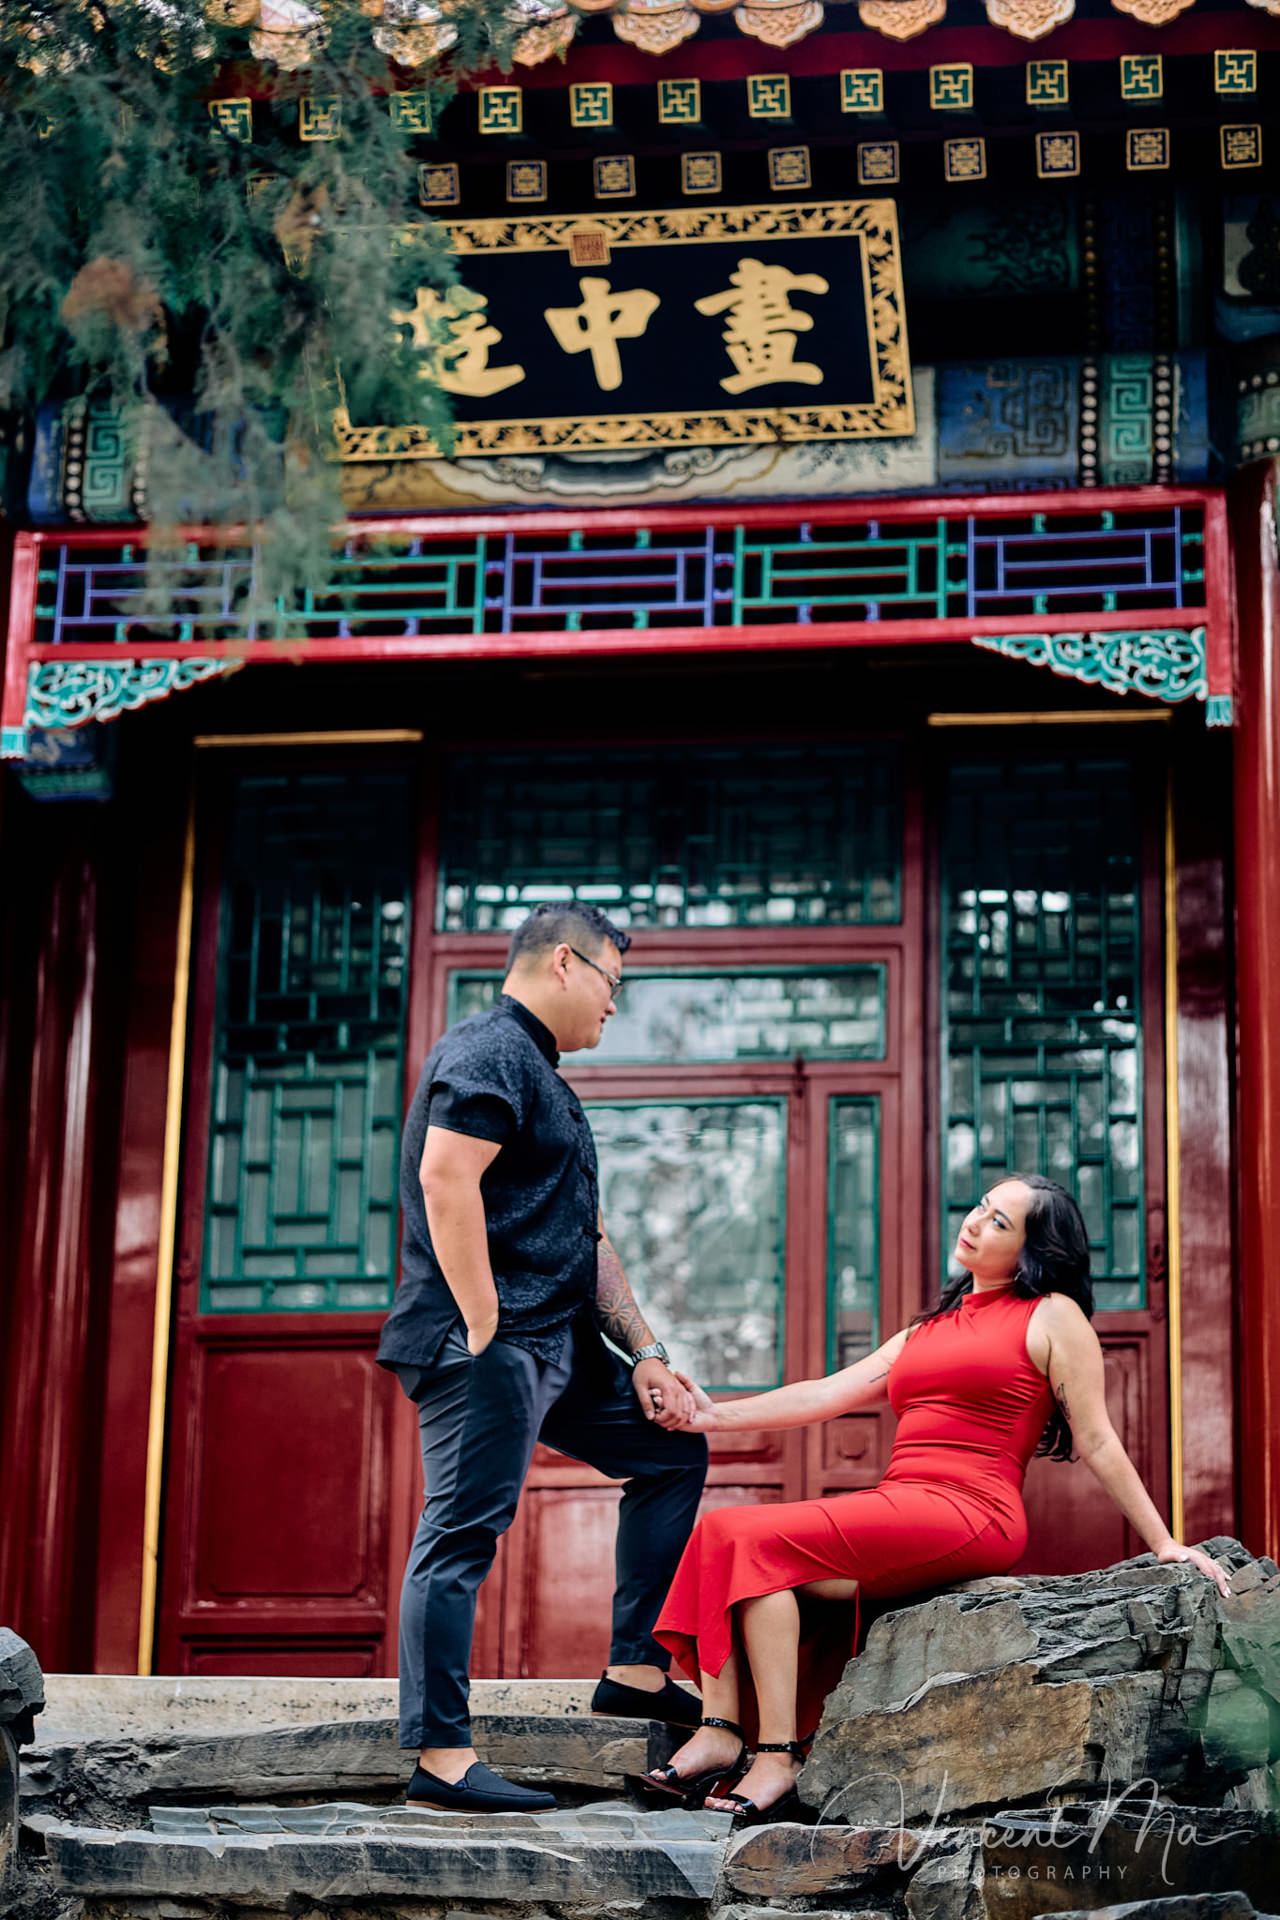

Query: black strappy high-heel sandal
<box><xmin>623</xmin><ymin>1716</ymin><xmax>748</xmax><ymax>1809</ymax></box>
<box><xmin>714</xmin><ymin>1739</ymin><xmax>812</xmax><ymax>1828</ymax></box>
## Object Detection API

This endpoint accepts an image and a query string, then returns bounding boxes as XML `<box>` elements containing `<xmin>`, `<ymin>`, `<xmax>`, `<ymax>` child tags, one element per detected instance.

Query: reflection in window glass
<box><xmin>829</xmin><ymin>1098</ymin><xmax>880</xmax><ymax>1369</ymax></box>
<box><xmin>589</xmin><ymin>1101</ymin><xmax>785</xmax><ymax>1390</ymax></box>
<box><xmin>449</xmin><ymin>969</ymin><xmax>885</xmax><ymax>1062</ymax></box>
<box><xmin>942</xmin><ymin>757</ymin><xmax>1144</xmax><ymax>1311</ymax></box>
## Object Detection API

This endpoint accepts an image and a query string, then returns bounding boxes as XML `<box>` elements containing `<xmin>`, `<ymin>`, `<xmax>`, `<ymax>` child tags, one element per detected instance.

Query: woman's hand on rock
<box><xmin>1156</xmin><ymin>1541</ymin><xmax>1232</xmax><ymax>1598</ymax></box>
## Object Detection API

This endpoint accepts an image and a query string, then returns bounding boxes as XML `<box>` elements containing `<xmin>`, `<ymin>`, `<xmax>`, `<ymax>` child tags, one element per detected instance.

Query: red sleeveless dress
<box><xmin>653</xmin><ymin>1285</ymin><xmax>1054</xmax><ymax>1738</ymax></box>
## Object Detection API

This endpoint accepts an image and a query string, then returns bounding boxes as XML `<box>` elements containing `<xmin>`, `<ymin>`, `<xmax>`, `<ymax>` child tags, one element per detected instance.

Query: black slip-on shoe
<box><xmin>406</xmin><ymin>1760</ymin><xmax>557</xmax><ymax>1813</ymax></box>
<box><xmin>591</xmin><ymin>1671</ymin><xmax>702</xmax><ymax>1727</ymax></box>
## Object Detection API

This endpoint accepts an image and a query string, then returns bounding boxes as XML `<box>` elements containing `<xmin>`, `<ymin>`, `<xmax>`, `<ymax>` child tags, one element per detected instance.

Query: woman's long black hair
<box><xmin>915</xmin><ymin>1174</ymin><xmax>1094</xmax><ymax>1462</ymax></box>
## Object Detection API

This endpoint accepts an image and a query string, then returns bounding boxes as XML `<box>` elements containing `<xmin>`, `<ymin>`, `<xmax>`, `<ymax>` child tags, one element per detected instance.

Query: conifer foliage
<box><xmin>0</xmin><ymin>1</ymin><xmax>507</xmax><ymax>611</ymax></box>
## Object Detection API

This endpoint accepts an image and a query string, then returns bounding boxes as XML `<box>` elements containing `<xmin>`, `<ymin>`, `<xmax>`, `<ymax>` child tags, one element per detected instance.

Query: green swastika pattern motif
<box><xmin>941</xmin><ymin>755</ymin><xmax>1145</xmax><ymax>1311</ymax></box>
<box><xmin>439</xmin><ymin>742</ymin><xmax>903</xmax><ymax>931</ymax></box>
<box><xmin>202</xmin><ymin>768</ymin><xmax>413</xmax><ymax>1312</ymax></box>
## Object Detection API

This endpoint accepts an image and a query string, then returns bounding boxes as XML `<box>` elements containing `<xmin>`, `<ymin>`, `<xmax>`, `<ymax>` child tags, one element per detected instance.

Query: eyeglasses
<box><xmin>569</xmin><ymin>946</ymin><xmax>624</xmax><ymax>1000</ymax></box>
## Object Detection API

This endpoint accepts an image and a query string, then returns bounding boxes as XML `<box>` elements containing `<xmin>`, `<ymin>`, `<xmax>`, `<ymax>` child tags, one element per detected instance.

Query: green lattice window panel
<box><xmin>941</xmin><ymin>755</ymin><xmax>1145</xmax><ymax>1310</ymax></box>
<box><xmin>203</xmin><ymin>768</ymin><xmax>413</xmax><ymax>1312</ymax></box>
<box><xmin>439</xmin><ymin>743</ymin><xmax>902</xmax><ymax>930</ymax></box>
<box><xmin>448</xmin><ymin>967</ymin><xmax>887</xmax><ymax>1062</ymax></box>
<box><xmin>588</xmin><ymin>1098</ymin><xmax>787</xmax><ymax>1391</ymax></box>
<box><xmin>828</xmin><ymin>1096</ymin><xmax>881</xmax><ymax>1370</ymax></box>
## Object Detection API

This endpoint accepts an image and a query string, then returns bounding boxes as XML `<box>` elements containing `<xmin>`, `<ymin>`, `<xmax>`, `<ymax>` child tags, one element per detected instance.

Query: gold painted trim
<box><xmin>927</xmin><ymin>709</ymin><xmax>1172</xmax><ymax>726</ymax></box>
<box><xmin>137</xmin><ymin>786</ymin><xmax>197</xmax><ymax>1676</ymax></box>
<box><xmin>341</xmin><ymin>197</ymin><xmax>913</xmax><ymax>459</ymax></box>
<box><xmin>194</xmin><ymin>730</ymin><xmax>424</xmax><ymax>748</ymax></box>
<box><xmin>1164</xmin><ymin>769</ymin><xmax>1185</xmax><ymax>1541</ymax></box>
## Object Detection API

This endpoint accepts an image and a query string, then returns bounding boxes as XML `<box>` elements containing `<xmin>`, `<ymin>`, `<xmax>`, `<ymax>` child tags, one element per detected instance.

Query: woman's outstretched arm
<box><xmin>675</xmin><ymin>1327</ymin><xmax>910</xmax><ymax>1433</ymax></box>
<box><xmin>1035</xmin><ymin>1295</ymin><xmax>1231</xmax><ymax>1597</ymax></box>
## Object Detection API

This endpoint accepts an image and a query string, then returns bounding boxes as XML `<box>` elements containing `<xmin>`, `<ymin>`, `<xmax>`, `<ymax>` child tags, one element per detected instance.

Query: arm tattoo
<box><xmin>1056</xmin><ymin>1382</ymin><xmax>1071</xmax><ymax>1423</ymax></box>
<box><xmin>595</xmin><ymin>1238</ymin><xmax>653</xmax><ymax>1353</ymax></box>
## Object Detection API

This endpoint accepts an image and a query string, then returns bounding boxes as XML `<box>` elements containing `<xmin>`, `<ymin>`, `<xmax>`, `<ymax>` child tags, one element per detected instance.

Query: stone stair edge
<box><xmin>37</xmin><ymin>1809</ymin><xmax>731</xmax><ymax>1903</ymax></box>
<box><xmin>39</xmin><ymin>1672</ymin><xmax>677</xmax><ymax>1741</ymax></box>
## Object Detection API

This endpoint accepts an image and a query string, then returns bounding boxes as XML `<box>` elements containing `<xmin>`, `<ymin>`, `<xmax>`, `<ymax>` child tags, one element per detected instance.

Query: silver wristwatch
<box><xmin>629</xmin><ymin>1341</ymin><xmax>670</xmax><ymax>1369</ymax></box>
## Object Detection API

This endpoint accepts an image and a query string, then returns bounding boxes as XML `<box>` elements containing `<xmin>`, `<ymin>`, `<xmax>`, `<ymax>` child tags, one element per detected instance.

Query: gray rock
<box><xmin>21</xmin><ymin>1710</ymin><xmax>648</xmax><ymax>1828</ymax></box>
<box><xmin>1041</xmin><ymin>1899</ymin><xmax>1272</xmax><ymax>1920</ymax></box>
<box><xmin>42</xmin><ymin>1812</ymin><xmax>728</xmax><ymax>1903</ymax></box>
<box><xmin>1</xmin><ymin>1724</ymin><xmax>17</xmax><ymax>1893</ymax></box>
<box><xmin>802</xmin><ymin>1552</ymin><xmax>1254</xmax><ymax>1825</ymax></box>
<box><xmin>975</xmin><ymin>1805</ymin><xmax>1278</xmax><ymax>1920</ymax></box>
<box><xmin>713</xmin><ymin>1908</ymin><xmax>893</xmax><ymax>1920</ymax></box>
<box><xmin>719</xmin><ymin>1821</ymin><xmax>944</xmax><ymax>1901</ymax></box>
<box><xmin>1</xmin><ymin>1631</ymin><xmax>43</xmax><ymax>1898</ymax></box>
<box><xmin>1200</xmin><ymin>1673</ymin><xmax>1272</xmax><ymax>1776</ymax></box>
<box><xmin>905</xmin><ymin>1842</ymin><xmax>987</xmax><ymax>1920</ymax></box>
<box><xmin>0</xmin><ymin>1630</ymin><xmax>45</xmax><ymax>1741</ymax></box>
<box><xmin>1218</xmin><ymin>1567</ymin><xmax>1280</xmax><ymax>1705</ymax></box>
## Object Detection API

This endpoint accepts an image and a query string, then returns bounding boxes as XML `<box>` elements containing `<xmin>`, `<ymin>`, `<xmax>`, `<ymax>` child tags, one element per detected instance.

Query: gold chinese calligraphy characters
<box><xmin>393</xmin><ymin>286</ymin><xmax>526</xmax><ymax>397</ymax></box>
<box><xmin>694</xmin><ymin>257</ymin><xmax>829</xmax><ymax>392</ymax></box>
<box><xmin>543</xmin><ymin>277</ymin><xmax>660</xmax><ymax>390</ymax></box>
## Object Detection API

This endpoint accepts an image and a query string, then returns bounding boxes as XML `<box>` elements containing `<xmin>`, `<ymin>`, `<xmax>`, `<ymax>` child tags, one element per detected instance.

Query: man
<box><xmin>378</xmin><ymin>901</ymin><xmax>709</xmax><ymax>1813</ymax></box>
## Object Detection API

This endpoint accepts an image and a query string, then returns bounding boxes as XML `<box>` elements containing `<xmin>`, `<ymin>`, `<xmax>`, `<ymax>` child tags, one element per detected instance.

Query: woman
<box><xmin>640</xmin><ymin>1175</ymin><xmax>1231</xmax><ymax>1828</ymax></box>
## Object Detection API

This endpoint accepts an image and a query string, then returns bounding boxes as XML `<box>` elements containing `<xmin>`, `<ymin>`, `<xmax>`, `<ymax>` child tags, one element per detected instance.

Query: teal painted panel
<box><xmin>202</xmin><ymin>768</ymin><xmax>413</xmax><ymax>1313</ymax></box>
<box><xmin>941</xmin><ymin>755</ymin><xmax>1145</xmax><ymax>1311</ymax></box>
<box><xmin>439</xmin><ymin>742</ymin><xmax>903</xmax><ymax>931</ymax></box>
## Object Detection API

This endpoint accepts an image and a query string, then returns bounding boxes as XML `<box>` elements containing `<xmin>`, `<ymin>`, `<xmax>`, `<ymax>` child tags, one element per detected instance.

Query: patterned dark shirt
<box><xmin>377</xmin><ymin>995</ymin><xmax>601</xmax><ymax>1367</ymax></box>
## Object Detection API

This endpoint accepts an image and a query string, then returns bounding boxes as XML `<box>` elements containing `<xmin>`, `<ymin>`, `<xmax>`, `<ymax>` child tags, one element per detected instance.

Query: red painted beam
<box><xmin>20</xmin><ymin>605</ymin><xmax>1209</xmax><ymax>669</ymax></box>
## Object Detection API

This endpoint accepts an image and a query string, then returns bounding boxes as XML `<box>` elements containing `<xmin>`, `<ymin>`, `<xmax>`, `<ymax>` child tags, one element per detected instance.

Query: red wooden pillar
<box><xmin>0</xmin><ymin>803</ymin><xmax>107</xmax><ymax>1669</ymax></box>
<box><xmin>1230</xmin><ymin>459</ymin><xmax>1280</xmax><ymax>1562</ymax></box>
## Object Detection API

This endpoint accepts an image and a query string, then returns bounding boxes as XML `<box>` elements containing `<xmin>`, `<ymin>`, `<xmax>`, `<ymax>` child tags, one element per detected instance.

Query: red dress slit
<box><xmin>654</xmin><ymin>1286</ymin><xmax>1055</xmax><ymax>1739</ymax></box>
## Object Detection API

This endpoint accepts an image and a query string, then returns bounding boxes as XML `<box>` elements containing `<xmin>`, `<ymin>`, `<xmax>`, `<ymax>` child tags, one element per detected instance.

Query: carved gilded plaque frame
<box><xmin>334</xmin><ymin>199</ymin><xmax>914</xmax><ymax>461</ymax></box>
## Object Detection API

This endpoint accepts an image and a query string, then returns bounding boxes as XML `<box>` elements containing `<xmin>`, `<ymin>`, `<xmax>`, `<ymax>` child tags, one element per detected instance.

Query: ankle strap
<box><xmin>700</xmin><ymin>1716</ymin><xmax>744</xmax><ymax>1738</ymax></box>
<box><xmin>755</xmin><ymin>1740</ymin><xmax>807</xmax><ymax>1759</ymax></box>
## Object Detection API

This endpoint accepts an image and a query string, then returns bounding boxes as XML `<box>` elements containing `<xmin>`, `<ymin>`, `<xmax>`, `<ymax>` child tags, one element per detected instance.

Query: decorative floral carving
<box><xmin>734</xmin><ymin>0</ymin><xmax>825</xmax><ymax>45</ymax></box>
<box><xmin>857</xmin><ymin>0</ymin><xmax>944</xmax><ymax>38</ymax></box>
<box><xmin>612</xmin><ymin>0</ymin><xmax>701</xmax><ymax>49</ymax></box>
<box><xmin>24</xmin><ymin>660</ymin><xmax>241</xmax><ymax>737</ymax></box>
<box><xmin>512</xmin><ymin>11</ymin><xmax>578</xmax><ymax>58</ymax></box>
<box><xmin>1111</xmin><ymin>0</ymin><xmax>1193</xmax><ymax>20</ymax></box>
<box><xmin>984</xmin><ymin>0</ymin><xmax>1073</xmax><ymax>38</ymax></box>
<box><xmin>250</xmin><ymin>0</ymin><xmax>326</xmax><ymax>68</ymax></box>
<box><xmin>971</xmin><ymin>628</ymin><xmax>1208</xmax><ymax>704</ymax></box>
<box><xmin>372</xmin><ymin>0</ymin><xmax>457</xmax><ymax>62</ymax></box>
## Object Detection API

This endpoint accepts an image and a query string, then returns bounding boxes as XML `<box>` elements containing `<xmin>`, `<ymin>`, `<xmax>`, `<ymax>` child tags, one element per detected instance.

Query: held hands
<box><xmin>632</xmin><ymin>1358</ymin><xmax>700</xmax><ymax>1429</ymax></box>
<box><xmin>1156</xmin><ymin>1540</ymin><xmax>1232</xmax><ymax>1599</ymax></box>
<box><xmin>633</xmin><ymin>1367</ymin><xmax>719</xmax><ymax>1432</ymax></box>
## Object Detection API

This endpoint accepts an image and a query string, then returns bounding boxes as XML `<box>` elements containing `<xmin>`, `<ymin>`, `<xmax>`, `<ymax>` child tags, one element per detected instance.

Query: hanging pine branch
<box><xmin>0</xmin><ymin>0</ymin><xmax>515</xmax><ymax>615</ymax></box>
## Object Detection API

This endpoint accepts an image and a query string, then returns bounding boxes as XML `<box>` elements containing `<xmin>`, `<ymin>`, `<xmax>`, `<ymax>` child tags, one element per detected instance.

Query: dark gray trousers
<box><xmin>394</xmin><ymin>1322</ymin><xmax>708</xmax><ymax>1749</ymax></box>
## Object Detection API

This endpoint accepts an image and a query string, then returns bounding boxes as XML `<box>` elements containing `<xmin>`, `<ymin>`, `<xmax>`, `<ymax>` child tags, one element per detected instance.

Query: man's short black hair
<box><xmin>505</xmin><ymin>901</ymin><xmax>632</xmax><ymax>974</ymax></box>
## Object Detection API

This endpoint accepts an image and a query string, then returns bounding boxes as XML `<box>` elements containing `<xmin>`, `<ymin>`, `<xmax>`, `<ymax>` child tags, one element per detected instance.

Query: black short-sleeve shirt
<box><xmin>377</xmin><ymin>995</ymin><xmax>601</xmax><ymax>1368</ymax></box>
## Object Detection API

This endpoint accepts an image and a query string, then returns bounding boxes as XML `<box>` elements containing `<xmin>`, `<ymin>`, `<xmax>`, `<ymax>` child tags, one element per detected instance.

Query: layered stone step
<box><xmin>31</xmin><ymin>1801</ymin><xmax>1280</xmax><ymax>1920</ymax></box>
<box><xmin>38</xmin><ymin>1800</ymin><xmax>731</xmax><ymax>1910</ymax></box>
<box><xmin>24</xmin><ymin>1675</ymin><xmax>686</xmax><ymax>1824</ymax></box>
